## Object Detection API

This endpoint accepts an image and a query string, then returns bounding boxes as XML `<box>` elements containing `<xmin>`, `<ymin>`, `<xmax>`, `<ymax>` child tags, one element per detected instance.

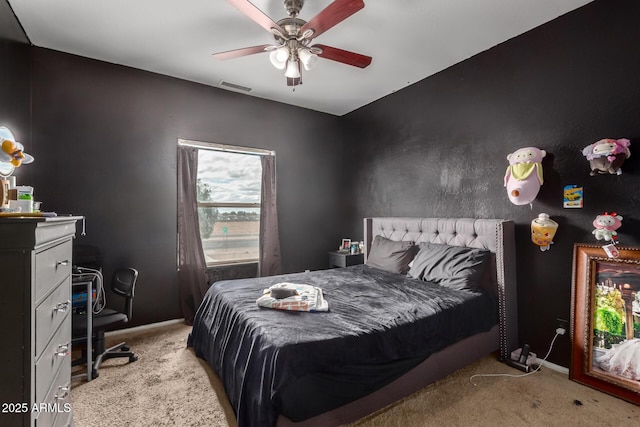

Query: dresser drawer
<box><xmin>35</xmin><ymin>240</ymin><xmax>72</xmax><ymax>303</ymax></box>
<box><xmin>35</xmin><ymin>278</ymin><xmax>71</xmax><ymax>359</ymax></box>
<box><xmin>35</xmin><ymin>317</ymin><xmax>71</xmax><ymax>403</ymax></box>
<box><xmin>35</xmin><ymin>358</ymin><xmax>72</xmax><ymax>427</ymax></box>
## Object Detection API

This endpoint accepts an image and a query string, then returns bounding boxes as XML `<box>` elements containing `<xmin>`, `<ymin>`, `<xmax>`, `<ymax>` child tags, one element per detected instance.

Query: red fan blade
<box><xmin>226</xmin><ymin>0</ymin><xmax>285</xmax><ymax>35</ymax></box>
<box><xmin>301</xmin><ymin>0</ymin><xmax>365</xmax><ymax>39</ymax></box>
<box><xmin>313</xmin><ymin>44</ymin><xmax>372</xmax><ymax>68</ymax></box>
<box><xmin>213</xmin><ymin>44</ymin><xmax>272</xmax><ymax>60</ymax></box>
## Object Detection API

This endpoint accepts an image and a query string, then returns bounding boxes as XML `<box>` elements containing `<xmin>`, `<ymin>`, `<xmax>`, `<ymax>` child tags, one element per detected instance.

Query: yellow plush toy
<box><xmin>0</xmin><ymin>126</ymin><xmax>34</xmax><ymax>167</ymax></box>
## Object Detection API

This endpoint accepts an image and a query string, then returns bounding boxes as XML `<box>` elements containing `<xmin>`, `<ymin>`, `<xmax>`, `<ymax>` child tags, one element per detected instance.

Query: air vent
<box><xmin>219</xmin><ymin>81</ymin><xmax>252</xmax><ymax>92</ymax></box>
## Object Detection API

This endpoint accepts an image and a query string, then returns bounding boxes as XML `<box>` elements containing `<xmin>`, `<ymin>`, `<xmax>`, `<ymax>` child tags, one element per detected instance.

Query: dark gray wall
<box><xmin>0</xmin><ymin>0</ymin><xmax>30</xmax><ymax>184</ymax></box>
<box><xmin>5</xmin><ymin>0</ymin><xmax>640</xmax><ymax>369</ymax></box>
<box><xmin>29</xmin><ymin>48</ymin><xmax>347</xmax><ymax>326</ymax></box>
<box><xmin>343</xmin><ymin>0</ymin><xmax>640</xmax><ymax>367</ymax></box>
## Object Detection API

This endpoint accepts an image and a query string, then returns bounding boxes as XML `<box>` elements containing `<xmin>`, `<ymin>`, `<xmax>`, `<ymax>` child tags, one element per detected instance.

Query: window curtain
<box><xmin>259</xmin><ymin>154</ymin><xmax>282</xmax><ymax>277</ymax></box>
<box><xmin>177</xmin><ymin>146</ymin><xmax>209</xmax><ymax>325</ymax></box>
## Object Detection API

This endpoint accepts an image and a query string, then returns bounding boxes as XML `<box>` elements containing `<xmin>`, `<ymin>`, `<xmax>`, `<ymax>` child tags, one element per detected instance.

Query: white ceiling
<box><xmin>9</xmin><ymin>0</ymin><xmax>593</xmax><ymax>116</ymax></box>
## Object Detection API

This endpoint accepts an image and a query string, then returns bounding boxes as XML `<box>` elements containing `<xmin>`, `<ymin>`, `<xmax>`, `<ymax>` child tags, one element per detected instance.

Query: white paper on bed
<box><xmin>257</xmin><ymin>282</ymin><xmax>329</xmax><ymax>312</ymax></box>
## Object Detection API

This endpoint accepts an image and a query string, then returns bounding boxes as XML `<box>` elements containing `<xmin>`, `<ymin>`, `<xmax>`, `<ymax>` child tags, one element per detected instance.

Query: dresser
<box><xmin>0</xmin><ymin>216</ymin><xmax>82</xmax><ymax>427</ymax></box>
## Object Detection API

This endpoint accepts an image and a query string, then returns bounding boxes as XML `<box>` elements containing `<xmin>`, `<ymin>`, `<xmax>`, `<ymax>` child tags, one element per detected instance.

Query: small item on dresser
<box><xmin>16</xmin><ymin>185</ymin><xmax>34</xmax><ymax>213</ymax></box>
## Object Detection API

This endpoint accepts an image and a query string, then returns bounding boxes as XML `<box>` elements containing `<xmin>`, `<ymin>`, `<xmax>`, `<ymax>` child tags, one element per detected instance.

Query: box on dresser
<box><xmin>0</xmin><ymin>216</ymin><xmax>82</xmax><ymax>427</ymax></box>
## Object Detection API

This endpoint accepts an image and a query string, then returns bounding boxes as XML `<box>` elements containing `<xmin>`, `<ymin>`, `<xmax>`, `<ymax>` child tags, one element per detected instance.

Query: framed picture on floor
<box><xmin>570</xmin><ymin>243</ymin><xmax>640</xmax><ymax>405</ymax></box>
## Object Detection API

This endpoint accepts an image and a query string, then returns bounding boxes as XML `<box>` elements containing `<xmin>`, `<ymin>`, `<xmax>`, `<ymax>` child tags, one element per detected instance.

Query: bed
<box><xmin>188</xmin><ymin>217</ymin><xmax>517</xmax><ymax>427</ymax></box>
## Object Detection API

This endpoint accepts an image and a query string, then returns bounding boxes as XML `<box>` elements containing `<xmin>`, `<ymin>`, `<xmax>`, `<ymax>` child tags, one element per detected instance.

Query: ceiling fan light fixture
<box><xmin>269</xmin><ymin>50</ymin><xmax>287</xmax><ymax>70</ymax></box>
<box><xmin>298</xmin><ymin>48</ymin><xmax>318</xmax><ymax>71</ymax></box>
<box><xmin>216</xmin><ymin>0</ymin><xmax>372</xmax><ymax>87</ymax></box>
<box><xmin>284</xmin><ymin>59</ymin><xmax>301</xmax><ymax>79</ymax></box>
<box><xmin>276</xmin><ymin>46</ymin><xmax>289</xmax><ymax>62</ymax></box>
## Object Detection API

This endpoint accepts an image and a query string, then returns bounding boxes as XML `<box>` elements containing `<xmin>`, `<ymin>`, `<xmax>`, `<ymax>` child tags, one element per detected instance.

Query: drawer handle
<box><xmin>55</xmin><ymin>385</ymin><xmax>70</xmax><ymax>400</ymax></box>
<box><xmin>55</xmin><ymin>343</ymin><xmax>70</xmax><ymax>357</ymax></box>
<box><xmin>54</xmin><ymin>300</ymin><xmax>71</xmax><ymax>313</ymax></box>
<box><xmin>57</xmin><ymin>260</ymin><xmax>70</xmax><ymax>267</ymax></box>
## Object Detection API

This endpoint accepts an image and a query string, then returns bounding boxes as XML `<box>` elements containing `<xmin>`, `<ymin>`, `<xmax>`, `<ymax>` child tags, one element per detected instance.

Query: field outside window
<box><xmin>197</xmin><ymin>149</ymin><xmax>262</xmax><ymax>266</ymax></box>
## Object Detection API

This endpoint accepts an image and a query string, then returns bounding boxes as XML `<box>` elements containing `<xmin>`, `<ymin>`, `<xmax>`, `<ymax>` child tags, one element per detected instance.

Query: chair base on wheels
<box><xmin>72</xmin><ymin>330</ymin><xmax>138</xmax><ymax>379</ymax></box>
<box><xmin>93</xmin><ymin>341</ymin><xmax>139</xmax><ymax>377</ymax></box>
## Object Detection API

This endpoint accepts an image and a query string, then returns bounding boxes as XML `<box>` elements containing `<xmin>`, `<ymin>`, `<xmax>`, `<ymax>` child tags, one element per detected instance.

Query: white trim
<box><xmin>104</xmin><ymin>318</ymin><xmax>185</xmax><ymax>337</ymax></box>
<box><xmin>178</xmin><ymin>139</ymin><xmax>274</xmax><ymax>156</ymax></box>
<box><xmin>540</xmin><ymin>359</ymin><xmax>569</xmax><ymax>375</ymax></box>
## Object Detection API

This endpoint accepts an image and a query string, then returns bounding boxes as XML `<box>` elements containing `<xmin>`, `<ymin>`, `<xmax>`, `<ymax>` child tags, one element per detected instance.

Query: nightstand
<box><xmin>328</xmin><ymin>251</ymin><xmax>364</xmax><ymax>268</ymax></box>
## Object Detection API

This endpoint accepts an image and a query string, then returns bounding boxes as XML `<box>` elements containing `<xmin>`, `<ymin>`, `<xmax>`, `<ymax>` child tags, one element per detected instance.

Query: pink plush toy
<box><xmin>504</xmin><ymin>147</ymin><xmax>546</xmax><ymax>205</ymax></box>
<box><xmin>582</xmin><ymin>138</ymin><xmax>630</xmax><ymax>176</ymax></box>
<box><xmin>592</xmin><ymin>212</ymin><xmax>623</xmax><ymax>242</ymax></box>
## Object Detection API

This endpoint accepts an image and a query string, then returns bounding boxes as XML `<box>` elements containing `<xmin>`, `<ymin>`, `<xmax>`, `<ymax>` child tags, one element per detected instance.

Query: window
<box><xmin>182</xmin><ymin>140</ymin><xmax>269</xmax><ymax>266</ymax></box>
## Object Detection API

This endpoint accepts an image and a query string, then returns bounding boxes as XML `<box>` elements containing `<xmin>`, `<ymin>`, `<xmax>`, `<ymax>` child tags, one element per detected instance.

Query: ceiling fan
<box><xmin>213</xmin><ymin>0</ymin><xmax>372</xmax><ymax>87</ymax></box>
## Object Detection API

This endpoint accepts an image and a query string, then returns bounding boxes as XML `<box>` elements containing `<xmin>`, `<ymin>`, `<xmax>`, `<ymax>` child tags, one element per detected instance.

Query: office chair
<box><xmin>72</xmin><ymin>267</ymin><xmax>139</xmax><ymax>379</ymax></box>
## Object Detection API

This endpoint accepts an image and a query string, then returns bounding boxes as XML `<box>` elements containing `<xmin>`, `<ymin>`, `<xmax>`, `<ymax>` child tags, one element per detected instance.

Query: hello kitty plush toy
<box><xmin>592</xmin><ymin>212</ymin><xmax>623</xmax><ymax>242</ymax></box>
<box><xmin>504</xmin><ymin>147</ymin><xmax>546</xmax><ymax>205</ymax></box>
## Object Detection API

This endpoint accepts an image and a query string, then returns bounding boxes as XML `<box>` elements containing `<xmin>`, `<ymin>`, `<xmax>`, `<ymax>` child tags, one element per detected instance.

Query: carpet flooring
<box><xmin>70</xmin><ymin>321</ymin><xmax>640</xmax><ymax>426</ymax></box>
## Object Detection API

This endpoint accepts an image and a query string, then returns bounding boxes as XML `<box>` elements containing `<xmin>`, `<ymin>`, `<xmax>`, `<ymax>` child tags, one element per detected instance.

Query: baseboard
<box><xmin>540</xmin><ymin>359</ymin><xmax>569</xmax><ymax>375</ymax></box>
<box><xmin>105</xmin><ymin>318</ymin><xmax>186</xmax><ymax>337</ymax></box>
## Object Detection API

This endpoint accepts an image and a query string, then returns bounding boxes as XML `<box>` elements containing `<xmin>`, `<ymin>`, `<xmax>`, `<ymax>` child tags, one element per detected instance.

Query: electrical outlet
<box><xmin>556</xmin><ymin>318</ymin><xmax>568</xmax><ymax>335</ymax></box>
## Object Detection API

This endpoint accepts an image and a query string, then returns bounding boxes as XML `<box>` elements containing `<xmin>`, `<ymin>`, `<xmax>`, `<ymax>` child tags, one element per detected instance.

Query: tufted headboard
<box><xmin>363</xmin><ymin>217</ymin><xmax>518</xmax><ymax>361</ymax></box>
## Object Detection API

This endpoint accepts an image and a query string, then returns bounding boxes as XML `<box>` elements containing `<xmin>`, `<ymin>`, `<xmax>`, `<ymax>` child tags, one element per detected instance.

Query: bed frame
<box><xmin>277</xmin><ymin>217</ymin><xmax>517</xmax><ymax>427</ymax></box>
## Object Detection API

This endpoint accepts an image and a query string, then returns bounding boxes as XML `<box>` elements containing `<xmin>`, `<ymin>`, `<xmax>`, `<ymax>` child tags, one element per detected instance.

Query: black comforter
<box><xmin>188</xmin><ymin>264</ymin><xmax>497</xmax><ymax>427</ymax></box>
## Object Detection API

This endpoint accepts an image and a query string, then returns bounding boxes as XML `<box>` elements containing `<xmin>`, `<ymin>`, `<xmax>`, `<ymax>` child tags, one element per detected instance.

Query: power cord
<box><xmin>469</xmin><ymin>330</ymin><xmax>562</xmax><ymax>386</ymax></box>
<box><xmin>72</xmin><ymin>266</ymin><xmax>106</xmax><ymax>314</ymax></box>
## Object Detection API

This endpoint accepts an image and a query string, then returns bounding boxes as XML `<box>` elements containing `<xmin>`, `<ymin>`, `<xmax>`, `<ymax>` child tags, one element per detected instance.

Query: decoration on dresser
<box><xmin>592</xmin><ymin>212</ymin><xmax>623</xmax><ymax>243</ymax></box>
<box><xmin>531</xmin><ymin>213</ymin><xmax>558</xmax><ymax>251</ymax></box>
<box><xmin>0</xmin><ymin>126</ymin><xmax>34</xmax><ymax>169</ymax></box>
<box><xmin>581</xmin><ymin>138</ymin><xmax>630</xmax><ymax>176</ymax></box>
<box><xmin>504</xmin><ymin>146</ymin><xmax>546</xmax><ymax>205</ymax></box>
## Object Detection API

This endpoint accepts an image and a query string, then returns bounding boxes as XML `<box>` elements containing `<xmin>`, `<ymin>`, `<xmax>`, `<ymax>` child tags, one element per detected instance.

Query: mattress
<box><xmin>188</xmin><ymin>264</ymin><xmax>497</xmax><ymax>427</ymax></box>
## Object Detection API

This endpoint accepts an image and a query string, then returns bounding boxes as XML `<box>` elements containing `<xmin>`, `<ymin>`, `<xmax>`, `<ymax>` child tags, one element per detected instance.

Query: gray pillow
<box><xmin>407</xmin><ymin>242</ymin><xmax>489</xmax><ymax>291</ymax></box>
<box><xmin>366</xmin><ymin>236</ymin><xmax>416</xmax><ymax>274</ymax></box>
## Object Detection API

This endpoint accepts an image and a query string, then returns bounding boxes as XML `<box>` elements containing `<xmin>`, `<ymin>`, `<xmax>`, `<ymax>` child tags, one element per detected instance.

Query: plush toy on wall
<box><xmin>592</xmin><ymin>212</ymin><xmax>623</xmax><ymax>243</ymax></box>
<box><xmin>0</xmin><ymin>126</ymin><xmax>34</xmax><ymax>168</ymax></box>
<box><xmin>581</xmin><ymin>138</ymin><xmax>630</xmax><ymax>176</ymax></box>
<box><xmin>504</xmin><ymin>147</ymin><xmax>546</xmax><ymax>205</ymax></box>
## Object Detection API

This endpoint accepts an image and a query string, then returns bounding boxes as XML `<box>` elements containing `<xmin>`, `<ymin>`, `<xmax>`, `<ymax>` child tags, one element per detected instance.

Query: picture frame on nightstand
<box><xmin>340</xmin><ymin>239</ymin><xmax>351</xmax><ymax>252</ymax></box>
